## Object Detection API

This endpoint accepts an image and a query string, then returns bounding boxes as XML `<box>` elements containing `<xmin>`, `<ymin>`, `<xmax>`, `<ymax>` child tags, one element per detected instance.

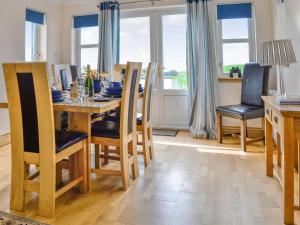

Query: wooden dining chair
<box><xmin>60</xmin><ymin>69</ymin><xmax>70</xmax><ymax>91</ymax></box>
<box><xmin>3</xmin><ymin>62</ymin><xmax>88</xmax><ymax>218</ymax></box>
<box><xmin>70</xmin><ymin>65</ymin><xmax>80</xmax><ymax>82</ymax></box>
<box><xmin>113</xmin><ymin>64</ymin><xmax>126</xmax><ymax>82</ymax></box>
<box><xmin>52</xmin><ymin>64</ymin><xmax>72</xmax><ymax>90</ymax></box>
<box><xmin>136</xmin><ymin>62</ymin><xmax>158</xmax><ymax>167</ymax></box>
<box><xmin>92</xmin><ymin>62</ymin><xmax>142</xmax><ymax>190</ymax></box>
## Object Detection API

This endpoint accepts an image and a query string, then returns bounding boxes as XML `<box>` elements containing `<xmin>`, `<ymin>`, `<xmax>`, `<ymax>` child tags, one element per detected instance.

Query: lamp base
<box><xmin>278</xmin><ymin>66</ymin><xmax>286</xmax><ymax>98</ymax></box>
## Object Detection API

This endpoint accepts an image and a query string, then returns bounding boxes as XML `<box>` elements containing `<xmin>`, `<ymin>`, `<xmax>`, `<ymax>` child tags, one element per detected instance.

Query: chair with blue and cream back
<box><xmin>3</xmin><ymin>62</ymin><xmax>88</xmax><ymax>218</ymax></box>
<box><xmin>136</xmin><ymin>62</ymin><xmax>158</xmax><ymax>167</ymax></box>
<box><xmin>92</xmin><ymin>62</ymin><xmax>142</xmax><ymax>190</ymax></box>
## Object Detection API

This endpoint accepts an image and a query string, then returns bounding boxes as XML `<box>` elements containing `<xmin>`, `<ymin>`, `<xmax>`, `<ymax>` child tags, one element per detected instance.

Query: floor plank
<box><xmin>0</xmin><ymin>132</ymin><xmax>298</xmax><ymax>224</ymax></box>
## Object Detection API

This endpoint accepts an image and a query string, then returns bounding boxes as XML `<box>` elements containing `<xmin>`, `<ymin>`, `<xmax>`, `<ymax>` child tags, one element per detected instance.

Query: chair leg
<box><xmin>79</xmin><ymin>140</ymin><xmax>88</xmax><ymax>193</ymax></box>
<box><xmin>104</xmin><ymin>145</ymin><xmax>109</xmax><ymax>165</ymax></box>
<box><xmin>56</xmin><ymin>163</ymin><xmax>63</xmax><ymax>186</ymax></box>
<box><xmin>217</xmin><ymin>113</ymin><xmax>223</xmax><ymax>144</ymax></box>
<box><xmin>148</xmin><ymin>126</ymin><xmax>154</xmax><ymax>160</ymax></box>
<box><xmin>69</xmin><ymin>155</ymin><xmax>75</xmax><ymax>181</ymax></box>
<box><xmin>142</xmin><ymin>127</ymin><xmax>150</xmax><ymax>167</ymax></box>
<box><xmin>73</xmin><ymin>152</ymin><xmax>80</xmax><ymax>180</ymax></box>
<box><xmin>130</xmin><ymin>139</ymin><xmax>139</xmax><ymax>179</ymax></box>
<box><xmin>120</xmin><ymin>142</ymin><xmax>130</xmax><ymax>190</ymax></box>
<box><xmin>10</xmin><ymin>161</ymin><xmax>25</xmax><ymax>211</ymax></box>
<box><xmin>241</xmin><ymin>120</ymin><xmax>247</xmax><ymax>152</ymax></box>
<box><xmin>39</xmin><ymin>161</ymin><xmax>55</xmax><ymax>217</ymax></box>
<box><xmin>94</xmin><ymin>144</ymin><xmax>100</xmax><ymax>169</ymax></box>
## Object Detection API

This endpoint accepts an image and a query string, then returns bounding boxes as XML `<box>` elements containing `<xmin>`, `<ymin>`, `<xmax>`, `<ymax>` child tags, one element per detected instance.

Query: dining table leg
<box><xmin>68</xmin><ymin>112</ymin><xmax>91</xmax><ymax>191</ymax></box>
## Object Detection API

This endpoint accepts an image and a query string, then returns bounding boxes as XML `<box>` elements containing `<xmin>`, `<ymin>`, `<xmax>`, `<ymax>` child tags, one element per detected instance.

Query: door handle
<box><xmin>158</xmin><ymin>65</ymin><xmax>165</xmax><ymax>79</ymax></box>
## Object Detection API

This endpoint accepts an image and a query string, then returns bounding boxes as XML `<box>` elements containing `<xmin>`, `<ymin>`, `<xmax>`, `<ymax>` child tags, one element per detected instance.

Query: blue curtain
<box><xmin>98</xmin><ymin>1</ymin><xmax>120</xmax><ymax>79</ymax></box>
<box><xmin>187</xmin><ymin>0</ymin><xmax>218</xmax><ymax>139</ymax></box>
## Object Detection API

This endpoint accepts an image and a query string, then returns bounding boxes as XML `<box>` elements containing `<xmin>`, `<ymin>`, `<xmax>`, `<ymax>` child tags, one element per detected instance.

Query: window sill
<box><xmin>218</xmin><ymin>77</ymin><xmax>242</xmax><ymax>83</ymax></box>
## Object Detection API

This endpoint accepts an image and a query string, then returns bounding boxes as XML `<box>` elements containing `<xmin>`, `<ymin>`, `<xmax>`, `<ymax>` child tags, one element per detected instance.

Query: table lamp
<box><xmin>262</xmin><ymin>39</ymin><xmax>296</xmax><ymax>98</ymax></box>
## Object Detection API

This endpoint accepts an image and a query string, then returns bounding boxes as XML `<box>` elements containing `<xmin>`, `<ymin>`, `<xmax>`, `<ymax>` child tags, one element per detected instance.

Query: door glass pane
<box><xmin>120</xmin><ymin>17</ymin><xmax>150</xmax><ymax>85</ymax></box>
<box><xmin>81</xmin><ymin>47</ymin><xmax>98</xmax><ymax>73</ymax></box>
<box><xmin>222</xmin><ymin>43</ymin><xmax>249</xmax><ymax>73</ymax></box>
<box><xmin>222</xmin><ymin>18</ymin><xmax>249</xmax><ymax>40</ymax></box>
<box><xmin>81</xmin><ymin>27</ymin><xmax>99</xmax><ymax>45</ymax></box>
<box><xmin>162</xmin><ymin>14</ymin><xmax>187</xmax><ymax>90</ymax></box>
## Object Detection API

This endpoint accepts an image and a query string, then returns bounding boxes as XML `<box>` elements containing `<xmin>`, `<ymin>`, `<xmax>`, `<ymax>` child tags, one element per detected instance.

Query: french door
<box><xmin>120</xmin><ymin>7</ymin><xmax>188</xmax><ymax>129</ymax></box>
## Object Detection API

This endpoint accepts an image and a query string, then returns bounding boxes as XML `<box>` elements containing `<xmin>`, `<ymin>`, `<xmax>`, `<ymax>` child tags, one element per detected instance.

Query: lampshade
<box><xmin>262</xmin><ymin>39</ymin><xmax>296</xmax><ymax>66</ymax></box>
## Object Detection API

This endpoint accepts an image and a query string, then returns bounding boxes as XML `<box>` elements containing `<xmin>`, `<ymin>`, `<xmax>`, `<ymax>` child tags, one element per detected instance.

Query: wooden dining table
<box><xmin>0</xmin><ymin>97</ymin><xmax>129</xmax><ymax>191</ymax></box>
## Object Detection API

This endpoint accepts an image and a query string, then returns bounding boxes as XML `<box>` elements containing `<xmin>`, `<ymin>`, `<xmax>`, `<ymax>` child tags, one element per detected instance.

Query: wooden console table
<box><xmin>262</xmin><ymin>96</ymin><xmax>300</xmax><ymax>225</ymax></box>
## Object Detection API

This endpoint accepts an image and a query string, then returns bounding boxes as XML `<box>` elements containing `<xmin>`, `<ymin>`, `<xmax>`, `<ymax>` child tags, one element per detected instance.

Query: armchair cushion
<box><xmin>216</xmin><ymin>104</ymin><xmax>265</xmax><ymax>120</ymax></box>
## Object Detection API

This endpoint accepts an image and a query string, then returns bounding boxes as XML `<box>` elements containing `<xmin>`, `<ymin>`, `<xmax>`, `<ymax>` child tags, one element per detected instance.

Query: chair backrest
<box><xmin>241</xmin><ymin>63</ymin><xmax>271</xmax><ymax>107</ymax></box>
<box><xmin>3</xmin><ymin>63</ymin><xmax>55</xmax><ymax>157</ymax></box>
<box><xmin>114</xmin><ymin>64</ymin><xmax>126</xmax><ymax>82</ymax></box>
<box><xmin>120</xmin><ymin>62</ymin><xmax>142</xmax><ymax>138</ymax></box>
<box><xmin>60</xmin><ymin>69</ymin><xmax>69</xmax><ymax>91</ymax></box>
<box><xmin>70</xmin><ymin>65</ymin><xmax>79</xmax><ymax>82</ymax></box>
<box><xmin>52</xmin><ymin>64</ymin><xmax>72</xmax><ymax>90</ymax></box>
<box><xmin>143</xmin><ymin>63</ymin><xmax>158</xmax><ymax>124</ymax></box>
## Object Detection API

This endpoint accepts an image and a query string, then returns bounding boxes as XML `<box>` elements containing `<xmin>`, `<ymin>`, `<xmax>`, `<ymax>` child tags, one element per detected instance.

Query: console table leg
<box><xmin>283</xmin><ymin>117</ymin><xmax>294</xmax><ymax>225</ymax></box>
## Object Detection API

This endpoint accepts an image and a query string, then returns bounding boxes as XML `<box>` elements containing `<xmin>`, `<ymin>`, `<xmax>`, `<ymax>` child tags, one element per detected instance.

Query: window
<box><xmin>77</xmin><ymin>27</ymin><xmax>99</xmax><ymax>73</ymax></box>
<box><xmin>120</xmin><ymin>16</ymin><xmax>151</xmax><ymax>85</ymax></box>
<box><xmin>217</xmin><ymin>3</ymin><xmax>255</xmax><ymax>75</ymax></box>
<box><xmin>74</xmin><ymin>14</ymin><xmax>99</xmax><ymax>73</ymax></box>
<box><xmin>25</xmin><ymin>9</ymin><xmax>46</xmax><ymax>61</ymax></box>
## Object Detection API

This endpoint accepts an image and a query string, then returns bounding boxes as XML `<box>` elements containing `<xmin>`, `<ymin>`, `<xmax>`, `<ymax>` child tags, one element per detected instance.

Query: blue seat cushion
<box><xmin>55</xmin><ymin>130</ymin><xmax>87</xmax><ymax>153</ymax></box>
<box><xmin>91</xmin><ymin>113</ymin><xmax>106</xmax><ymax>120</ymax></box>
<box><xmin>92</xmin><ymin>120</ymin><xmax>120</xmax><ymax>139</ymax></box>
<box><xmin>216</xmin><ymin>104</ymin><xmax>264</xmax><ymax>120</ymax></box>
<box><xmin>104</xmin><ymin>113</ymin><xmax>143</xmax><ymax>125</ymax></box>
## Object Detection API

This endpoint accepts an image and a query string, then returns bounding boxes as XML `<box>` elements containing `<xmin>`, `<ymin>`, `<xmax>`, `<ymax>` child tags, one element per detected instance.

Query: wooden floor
<box><xmin>0</xmin><ymin>131</ymin><xmax>299</xmax><ymax>225</ymax></box>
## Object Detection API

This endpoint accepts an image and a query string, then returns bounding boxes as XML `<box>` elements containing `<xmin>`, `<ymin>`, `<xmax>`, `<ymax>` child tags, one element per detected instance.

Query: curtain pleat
<box><xmin>98</xmin><ymin>1</ymin><xmax>120</xmax><ymax>79</ymax></box>
<box><xmin>187</xmin><ymin>0</ymin><xmax>219</xmax><ymax>139</ymax></box>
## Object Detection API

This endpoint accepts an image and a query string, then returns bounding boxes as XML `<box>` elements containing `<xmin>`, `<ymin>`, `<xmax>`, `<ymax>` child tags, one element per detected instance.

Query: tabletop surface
<box><xmin>53</xmin><ymin>99</ymin><xmax>121</xmax><ymax>113</ymax></box>
<box><xmin>262</xmin><ymin>96</ymin><xmax>300</xmax><ymax>116</ymax></box>
<box><xmin>0</xmin><ymin>93</ymin><xmax>143</xmax><ymax>114</ymax></box>
<box><xmin>0</xmin><ymin>99</ymin><xmax>121</xmax><ymax>114</ymax></box>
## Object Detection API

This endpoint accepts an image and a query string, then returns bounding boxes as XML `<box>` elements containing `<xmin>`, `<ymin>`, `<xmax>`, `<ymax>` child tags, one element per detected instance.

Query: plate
<box><xmin>93</xmin><ymin>97</ymin><xmax>111</xmax><ymax>102</ymax></box>
<box><xmin>102</xmin><ymin>93</ymin><xmax>122</xmax><ymax>99</ymax></box>
<box><xmin>53</xmin><ymin>98</ymin><xmax>64</xmax><ymax>103</ymax></box>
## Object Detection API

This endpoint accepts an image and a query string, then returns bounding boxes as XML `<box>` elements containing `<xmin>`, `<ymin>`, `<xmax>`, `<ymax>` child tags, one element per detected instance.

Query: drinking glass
<box><xmin>78</xmin><ymin>86</ymin><xmax>88</xmax><ymax>103</ymax></box>
<box><xmin>77</xmin><ymin>76</ymin><xmax>85</xmax><ymax>88</ymax></box>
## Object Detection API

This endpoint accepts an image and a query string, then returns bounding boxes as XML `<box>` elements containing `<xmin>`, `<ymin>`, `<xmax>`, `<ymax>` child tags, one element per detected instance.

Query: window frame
<box><xmin>216</xmin><ymin>7</ymin><xmax>256</xmax><ymax>77</ymax></box>
<box><xmin>75</xmin><ymin>26</ymin><xmax>99</xmax><ymax>74</ymax></box>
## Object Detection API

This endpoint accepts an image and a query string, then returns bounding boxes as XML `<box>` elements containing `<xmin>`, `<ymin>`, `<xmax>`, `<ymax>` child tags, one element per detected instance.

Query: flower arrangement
<box><xmin>83</xmin><ymin>66</ymin><xmax>109</xmax><ymax>81</ymax></box>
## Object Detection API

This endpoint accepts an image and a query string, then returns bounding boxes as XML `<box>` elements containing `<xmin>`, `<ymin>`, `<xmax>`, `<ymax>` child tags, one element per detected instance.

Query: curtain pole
<box><xmin>98</xmin><ymin>0</ymin><xmax>162</xmax><ymax>7</ymax></box>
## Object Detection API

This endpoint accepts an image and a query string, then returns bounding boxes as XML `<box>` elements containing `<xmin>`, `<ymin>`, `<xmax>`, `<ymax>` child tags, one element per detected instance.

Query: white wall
<box><xmin>271</xmin><ymin>0</ymin><xmax>300</xmax><ymax>96</ymax></box>
<box><xmin>0</xmin><ymin>0</ymin><xmax>62</xmax><ymax>135</ymax></box>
